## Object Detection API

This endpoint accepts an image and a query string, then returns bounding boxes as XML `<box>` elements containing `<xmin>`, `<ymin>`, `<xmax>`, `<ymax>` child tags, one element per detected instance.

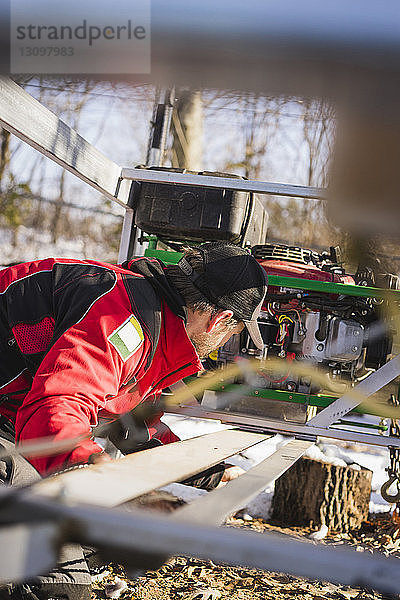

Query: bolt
<box><xmin>241</xmin><ymin>348</ymin><xmax>247</xmax><ymax>353</ymax></box>
<box><xmin>254</xmin><ymin>390</ymin><xmax>259</xmax><ymax>395</ymax></box>
<box><xmin>352</xmin><ymin>346</ymin><xmax>359</xmax><ymax>353</ymax></box>
<box><xmin>317</xmin><ymin>343</ymin><xmax>324</xmax><ymax>351</ymax></box>
<box><xmin>353</xmin><ymin>330</ymin><xmax>360</xmax><ymax>336</ymax></box>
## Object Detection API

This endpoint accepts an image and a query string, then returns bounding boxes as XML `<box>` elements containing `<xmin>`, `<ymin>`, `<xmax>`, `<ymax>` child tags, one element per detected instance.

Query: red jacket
<box><xmin>0</xmin><ymin>257</ymin><xmax>202</xmax><ymax>474</ymax></box>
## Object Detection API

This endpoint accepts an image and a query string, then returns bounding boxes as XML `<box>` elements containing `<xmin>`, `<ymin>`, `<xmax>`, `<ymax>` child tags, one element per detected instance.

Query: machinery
<box><xmin>130</xmin><ymin>167</ymin><xmax>399</xmax><ymax>408</ymax></box>
<box><xmin>124</xmin><ymin>168</ymin><xmax>400</xmax><ymax>509</ymax></box>
<box><xmin>217</xmin><ymin>242</ymin><xmax>397</xmax><ymax>396</ymax></box>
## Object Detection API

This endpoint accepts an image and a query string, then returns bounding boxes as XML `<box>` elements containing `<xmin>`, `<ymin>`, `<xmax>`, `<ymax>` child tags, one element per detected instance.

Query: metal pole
<box><xmin>128</xmin><ymin>88</ymin><xmax>175</xmax><ymax>258</ymax></box>
<box><xmin>7</xmin><ymin>492</ymin><xmax>400</xmax><ymax>596</ymax></box>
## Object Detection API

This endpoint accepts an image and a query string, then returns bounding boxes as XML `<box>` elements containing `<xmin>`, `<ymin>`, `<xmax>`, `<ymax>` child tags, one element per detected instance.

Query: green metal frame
<box><xmin>144</xmin><ymin>247</ymin><xmax>400</xmax><ymax>300</ymax></box>
<box><xmin>145</xmin><ymin>247</ymin><xmax>182</xmax><ymax>264</ymax></box>
<box><xmin>204</xmin><ymin>383</ymin><xmax>390</xmax><ymax>420</ymax></box>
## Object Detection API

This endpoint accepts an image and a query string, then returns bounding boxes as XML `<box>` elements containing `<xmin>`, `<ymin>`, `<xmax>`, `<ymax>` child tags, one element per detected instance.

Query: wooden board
<box><xmin>0</xmin><ymin>77</ymin><xmax>130</xmax><ymax>207</ymax></box>
<box><xmin>31</xmin><ymin>429</ymin><xmax>269</xmax><ymax>507</ymax></box>
<box><xmin>172</xmin><ymin>438</ymin><xmax>314</xmax><ymax>525</ymax></box>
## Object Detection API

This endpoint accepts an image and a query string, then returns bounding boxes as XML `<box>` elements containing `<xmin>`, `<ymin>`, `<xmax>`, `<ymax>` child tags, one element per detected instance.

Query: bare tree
<box><xmin>297</xmin><ymin>98</ymin><xmax>336</xmax><ymax>247</ymax></box>
<box><xmin>170</xmin><ymin>89</ymin><xmax>203</xmax><ymax>170</ymax></box>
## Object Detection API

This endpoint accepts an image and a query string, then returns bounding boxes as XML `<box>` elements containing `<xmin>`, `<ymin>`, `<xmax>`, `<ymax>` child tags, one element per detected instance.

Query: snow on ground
<box><xmin>0</xmin><ymin>226</ymin><xmax>115</xmax><ymax>266</ymax></box>
<box><xmin>161</xmin><ymin>413</ymin><xmax>393</xmax><ymax>519</ymax></box>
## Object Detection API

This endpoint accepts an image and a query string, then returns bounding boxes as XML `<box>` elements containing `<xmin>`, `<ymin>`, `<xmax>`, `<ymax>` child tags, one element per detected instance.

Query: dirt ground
<box><xmin>91</xmin><ymin>511</ymin><xmax>400</xmax><ymax>600</ymax></box>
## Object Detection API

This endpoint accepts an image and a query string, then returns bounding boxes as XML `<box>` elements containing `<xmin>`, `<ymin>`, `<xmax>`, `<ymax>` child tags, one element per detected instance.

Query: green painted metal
<box><xmin>268</xmin><ymin>275</ymin><xmax>400</xmax><ymax>300</ymax></box>
<box><xmin>144</xmin><ymin>249</ymin><xmax>400</xmax><ymax>300</ymax></box>
<box><xmin>335</xmin><ymin>419</ymin><xmax>387</xmax><ymax>431</ymax></box>
<box><xmin>144</xmin><ymin>248</ymin><xmax>182</xmax><ymax>264</ymax></box>
<box><xmin>146</xmin><ymin>236</ymin><xmax>158</xmax><ymax>250</ymax></box>
<box><xmin>209</xmin><ymin>383</ymin><xmax>391</xmax><ymax>418</ymax></box>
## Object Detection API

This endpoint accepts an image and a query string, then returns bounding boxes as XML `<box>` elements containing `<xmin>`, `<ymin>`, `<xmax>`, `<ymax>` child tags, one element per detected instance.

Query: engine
<box><xmin>213</xmin><ymin>243</ymin><xmax>398</xmax><ymax>395</ymax></box>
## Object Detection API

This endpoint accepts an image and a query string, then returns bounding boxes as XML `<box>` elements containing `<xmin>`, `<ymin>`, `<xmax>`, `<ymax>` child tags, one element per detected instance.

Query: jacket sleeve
<box><xmin>145</xmin><ymin>410</ymin><xmax>180</xmax><ymax>445</ymax></box>
<box><xmin>15</xmin><ymin>308</ymin><xmax>148</xmax><ymax>475</ymax></box>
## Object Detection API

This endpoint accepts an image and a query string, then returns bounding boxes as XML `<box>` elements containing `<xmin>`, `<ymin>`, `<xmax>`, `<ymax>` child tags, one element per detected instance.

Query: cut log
<box><xmin>270</xmin><ymin>457</ymin><xmax>372</xmax><ymax>532</ymax></box>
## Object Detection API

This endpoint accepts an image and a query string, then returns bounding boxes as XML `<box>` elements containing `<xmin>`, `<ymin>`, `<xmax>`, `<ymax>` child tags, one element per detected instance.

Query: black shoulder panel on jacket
<box><xmin>52</xmin><ymin>263</ymin><xmax>117</xmax><ymax>343</ymax></box>
<box><xmin>122</xmin><ymin>274</ymin><xmax>162</xmax><ymax>369</ymax></box>
<box><xmin>5</xmin><ymin>271</ymin><xmax>53</xmax><ymax>328</ymax></box>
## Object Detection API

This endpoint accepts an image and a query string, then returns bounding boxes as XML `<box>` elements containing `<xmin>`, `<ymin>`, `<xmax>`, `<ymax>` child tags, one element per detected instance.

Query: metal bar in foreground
<box><xmin>5</xmin><ymin>492</ymin><xmax>400</xmax><ymax>596</ymax></box>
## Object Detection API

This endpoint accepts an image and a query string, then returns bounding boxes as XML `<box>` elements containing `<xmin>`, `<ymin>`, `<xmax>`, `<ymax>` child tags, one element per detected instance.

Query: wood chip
<box><xmin>184</xmin><ymin>588</ymin><xmax>221</xmax><ymax>600</ymax></box>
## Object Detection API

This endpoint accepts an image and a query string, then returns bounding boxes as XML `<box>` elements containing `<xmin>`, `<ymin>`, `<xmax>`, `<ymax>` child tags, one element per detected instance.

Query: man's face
<box><xmin>190</xmin><ymin>320</ymin><xmax>244</xmax><ymax>359</ymax></box>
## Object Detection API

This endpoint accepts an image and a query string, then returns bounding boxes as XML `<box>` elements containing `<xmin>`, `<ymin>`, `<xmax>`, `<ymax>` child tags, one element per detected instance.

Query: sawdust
<box><xmin>91</xmin><ymin>512</ymin><xmax>400</xmax><ymax>600</ymax></box>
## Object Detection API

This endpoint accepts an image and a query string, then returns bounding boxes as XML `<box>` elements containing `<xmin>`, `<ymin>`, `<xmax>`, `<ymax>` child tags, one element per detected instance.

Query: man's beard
<box><xmin>189</xmin><ymin>331</ymin><xmax>224</xmax><ymax>359</ymax></box>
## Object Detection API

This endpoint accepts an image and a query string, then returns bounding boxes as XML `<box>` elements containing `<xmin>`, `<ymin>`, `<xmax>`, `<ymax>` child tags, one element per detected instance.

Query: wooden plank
<box><xmin>31</xmin><ymin>430</ymin><xmax>268</xmax><ymax>507</ymax></box>
<box><xmin>0</xmin><ymin>77</ymin><xmax>130</xmax><ymax>207</ymax></box>
<box><xmin>172</xmin><ymin>438</ymin><xmax>313</xmax><ymax>525</ymax></box>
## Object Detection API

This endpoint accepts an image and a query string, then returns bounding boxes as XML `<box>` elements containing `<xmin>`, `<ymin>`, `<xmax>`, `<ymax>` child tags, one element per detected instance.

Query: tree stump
<box><xmin>270</xmin><ymin>457</ymin><xmax>372</xmax><ymax>532</ymax></box>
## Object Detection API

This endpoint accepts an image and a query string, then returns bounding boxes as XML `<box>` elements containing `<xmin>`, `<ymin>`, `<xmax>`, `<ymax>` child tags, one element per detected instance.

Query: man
<box><xmin>0</xmin><ymin>241</ymin><xmax>267</xmax><ymax>600</ymax></box>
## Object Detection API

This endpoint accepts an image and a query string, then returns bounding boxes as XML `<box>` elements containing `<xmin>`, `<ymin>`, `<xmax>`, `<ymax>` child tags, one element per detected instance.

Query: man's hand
<box><xmin>217</xmin><ymin>464</ymin><xmax>246</xmax><ymax>487</ymax></box>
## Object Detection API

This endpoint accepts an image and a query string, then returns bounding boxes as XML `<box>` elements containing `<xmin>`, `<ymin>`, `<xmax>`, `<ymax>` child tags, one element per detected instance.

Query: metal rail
<box><xmin>0</xmin><ymin>77</ymin><xmax>130</xmax><ymax>207</ymax></box>
<box><xmin>165</xmin><ymin>404</ymin><xmax>400</xmax><ymax>449</ymax></box>
<box><xmin>121</xmin><ymin>167</ymin><xmax>326</xmax><ymax>200</ymax></box>
<box><xmin>309</xmin><ymin>354</ymin><xmax>400</xmax><ymax>427</ymax></box>
<box><xmin>144</xmin><ymin>248</ymin><xmax>400</xmax><ymax>300</ymax></box>
<box><xmin>2</xmin><ymin>491</ymin><xmax>400</xmax><ymax>596</ymax></box>
<box><xmin>199</xmin><ymin>386</ymin><xmax>391</xmax><ymax>419</ymax></box>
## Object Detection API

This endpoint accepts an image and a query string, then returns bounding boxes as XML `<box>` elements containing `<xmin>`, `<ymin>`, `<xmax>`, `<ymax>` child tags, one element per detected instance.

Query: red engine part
<box><xmin>257</xmin><ymin>259</ymin><xmax>355</xmax><ymax>303</ymax></box>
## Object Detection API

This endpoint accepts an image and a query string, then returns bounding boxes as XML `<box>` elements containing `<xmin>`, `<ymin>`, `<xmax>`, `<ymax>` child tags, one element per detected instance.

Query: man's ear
<box><xmin>206</xmin><ymin>309</ymin><xmax>234</xmax><ymax>333</ymax></box>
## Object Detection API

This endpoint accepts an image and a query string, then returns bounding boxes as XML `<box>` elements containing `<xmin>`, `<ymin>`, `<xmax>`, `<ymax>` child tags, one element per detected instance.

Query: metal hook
<box><xmin>381</xmin><ymin>475</ymin><xmax>400</xmax><ymax>503</ymax></box>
